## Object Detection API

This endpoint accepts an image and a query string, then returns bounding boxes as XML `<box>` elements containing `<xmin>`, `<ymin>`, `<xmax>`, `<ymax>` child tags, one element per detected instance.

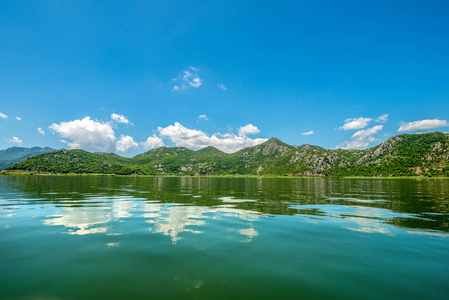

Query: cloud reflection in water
<box><xmin>42</xmin><ymin>196</ymin><xmax>261</xmax><ymax>243</ymax></box>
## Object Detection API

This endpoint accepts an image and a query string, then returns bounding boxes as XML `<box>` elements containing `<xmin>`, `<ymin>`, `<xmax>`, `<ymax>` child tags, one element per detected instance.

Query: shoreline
<box><xmin>1</xmin><ymin>171</ymin><xmax>448</xmax><ymax>180</ymax></box>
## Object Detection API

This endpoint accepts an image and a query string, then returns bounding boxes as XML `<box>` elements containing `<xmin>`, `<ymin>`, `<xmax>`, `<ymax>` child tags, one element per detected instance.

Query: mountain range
<box><xmin>4</xmin><ymin>132</ymin><xmax>449</xmax><ymax>177</ymax></box>
<box><xmin>0</xmin><ymin>146</ymin><xmax>57</xmax><ymax>169</ymax></box>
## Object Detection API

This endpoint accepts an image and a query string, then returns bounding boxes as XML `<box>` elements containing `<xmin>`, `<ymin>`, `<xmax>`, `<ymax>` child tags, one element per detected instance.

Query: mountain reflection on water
<box><xmin>1</xmin><ymin>175</ymin><xmax>448</xmax><ymax>241</ymax></box>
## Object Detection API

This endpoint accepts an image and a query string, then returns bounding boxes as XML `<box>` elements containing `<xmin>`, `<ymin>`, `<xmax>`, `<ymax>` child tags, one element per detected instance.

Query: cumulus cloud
<box><xmin>111</xmin><ymin>113</ymin><xmax>132</xmax><ymax>125</ymax></box>
<box><xmin>339</xmin><ymin>117</ymin><xmax>372</xmax><ymax>130</ymax></box>
<box><xmin>49</xmin><ymin>117</ymin><xmax>117</xmax><ymax>152</ymax></box>
<box><xmin>397</xmin><ymin>119</ymin><xmax>449</xmax><ymax>132</ymax></box>
<box><xmin>198</xmin><ymin>114</ymin><xmax>208</xmax><ymax>121</ymax></box>
<box><xmin>217</xmin><ymin>84</ymin><xmax>227</xmax><ymax>90</ymax></box>
<box><xmin>158</xmin><ymin>122</ymin><xmax>206</xmax><ymax>144</ymax></box>
<box><xmin>16</xmin><ymin>117</ymin><xmax>21</xmax><ymax>121</ymax></box>
<box><xmin>141</xmin><ymin>134</ymin><xmax>165</xmax><ymax>150</ymax></box>
<box><xmin>238</xmin><ymin>124</ymin><xmax>260</xmax><ymax>137</ymax></box>
<box><xmin>301</xmin><ymin>130</ymin><xmax>315</xmax><ymax>136</ymax></box>
<box><xmin>340</xmin><ymin>114</ymin><xmax>389</xmax><ymax>130</ymax></box>
<box><xmin>0</xmin><ymin>112</ymin><xmax>7</xmax><ymax>119</ymax></box>
<box><xmin>339</xmin><ymin>125</ymin><xmax>384</xmax><ymax>149</ymax></box>
<box><xmin>376</xmin><ymin>114</ymin><xmax>388</xmax><ymax>123</ymax></box>
<box><xmin>37</xmin><ymin>127</ymin><xmax>45</xmax><ymax>135</ymax></box>
<box><xmin>8</xmin><ymin>136</ymin><xmax>23</xmax><ymax>146</ymax></box>
<box><xmin>172</xmin><ymin>67</ymin><xmax>202</xmax><ymax>91</ymax></box>
<box><xmin>158</xmin><ymin>122</ymin><xmax>267</xmax><ymax>153</ymax></box>
<box><xmin>116</xmin><ymin>135</ymin><xmax>138</xmax><ymax>152</ymax></box>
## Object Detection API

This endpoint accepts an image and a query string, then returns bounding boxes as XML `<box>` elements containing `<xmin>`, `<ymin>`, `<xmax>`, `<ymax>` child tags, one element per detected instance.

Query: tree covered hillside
<box><xmin>5</xmin><ymin>132</ymin><xmax>449</xmax><ymax>177</ymax></box>
<box><xmin>0</xmin><ymin>146</ymin><xmax>57</xmax><ymax>169</ymax></box>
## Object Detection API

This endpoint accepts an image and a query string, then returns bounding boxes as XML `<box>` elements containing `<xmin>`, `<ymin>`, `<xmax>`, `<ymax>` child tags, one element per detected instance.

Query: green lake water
<box><xmin>1</xmin><ymin>175</ymin><xmax>448</xmax><ymax>300</ymax></box>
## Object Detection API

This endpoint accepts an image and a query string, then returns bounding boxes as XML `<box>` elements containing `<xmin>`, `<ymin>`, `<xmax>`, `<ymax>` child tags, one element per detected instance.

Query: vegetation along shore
<box><xmin>3</xmin><ymin>132</ymin><xmax>449</xmax><ymax>177</ymax></box>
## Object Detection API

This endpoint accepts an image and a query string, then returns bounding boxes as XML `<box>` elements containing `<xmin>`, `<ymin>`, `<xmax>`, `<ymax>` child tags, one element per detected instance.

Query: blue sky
<box><xmin>1</xmin><ymin>0</ymin><xmax>448</xmax><ymax>155</ymax></box>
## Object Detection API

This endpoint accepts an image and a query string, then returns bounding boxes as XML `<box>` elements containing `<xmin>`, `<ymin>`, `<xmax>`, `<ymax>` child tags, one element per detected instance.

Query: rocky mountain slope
<box><xmin>5</xmin><ymin>132</ymin><xmax>449</xmax><ymax>177</ymax></box>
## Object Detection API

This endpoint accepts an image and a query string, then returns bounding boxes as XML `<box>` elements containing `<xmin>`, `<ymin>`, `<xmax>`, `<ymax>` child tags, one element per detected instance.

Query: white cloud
<box><xmin>352</xmin><ymin>125</ymin><xmax>383</xmax><ymax>141</ymax></box>
<box><xmin>301</xmin><ymin>130</ymin><xmax>315</xmax><ymax>136</ymax></box>
<box><xmin>8</xmin><ymin>136</ymin><xmax>23</xmax><ymax>146</ymax></box>
<box><xmin>15</xmin><ymin>117</ymin><xmax>21</xmax><ymax>121</ymax></box>
<box><xmin>172</xmin><ymin>67</ymin><xmax>202</xmax><ymax>91</ymax></box>
<box><xmin>340</xmin><ymin>114</ymin><xmax>389</xmax><ymax>130</ymax></box>
<box><xmin>339</xmin><ymin>125</ymin><xmax>384</xmax><ymax>149</ymax></box>
<box><xmin>111</xmin><ymin>113</ymin><xmax>132</xmax><ymax>125</ymax></box>
<box><xmin>0</xmin><ymin>112</ymin><xmax>7</xmax><ymax>119</ymax></box>
<box><xmin>116</xmin><ymin>135</ymin><xmax>138</xmax><ymax>152</ymax></box>
<box><xmin>141</xmin><ymin>134</ymin><xmax>165</xmax><ymax>150</ymax></box>
<box><xmin>217</xmin><ymin>84</ymin><xmax>227</xmax><ymax>90</ymax></box>
<box><xmin>238</xmin><ymin>124</ymin><xmax>260</xmax><ymax>137</ymax></box>
<box><xmin>397</xmin><ymin>119</ymin><xmax>449</xmax><ymax>132</ymax></box>
<box><xmin>49</xmin><ymin>117</ymin><xmax>117</xmax><ymax>152</ymax></box>
<box><xmin>376</xmin><ymin>114</ymin><xmax>388</xmax><ymax>123</ymax></box>
<box><xmin>190</xmin><ymin>76</ymin><xmax>202</xmax><ymax>88</ymax></box>
<box><xmin>198</xmin><ymin>114</ymin><xmax>208</xmax><ymax>121</ymax></box>
<box><xmin>159</xmin><ymin>122</ymin><xmax>206</xmax><ymax>143</ymax></box>
<box><xmin>158</xmin><ymin>122</ymin><xmax>267</xmax><ymax>153</ymax></box>
<box><xmin>37</xmin><ymin>127</ymin><xmax>45</xmax><ymax>135</ymax></box>
<box><xmin>339</xmin><ymin>117</ymin><xmax>372</xmax><ymax>130</ymax></box>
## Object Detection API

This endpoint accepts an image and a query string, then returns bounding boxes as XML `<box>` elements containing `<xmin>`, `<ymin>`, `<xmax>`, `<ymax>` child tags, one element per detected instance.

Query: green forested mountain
<box><xmin>0</xmin><ymin>146</ymin><xmax>57</xmax><ymax>169</ymax></box>
<box><xmin>5</xmin><ymin>132</ymin><xmax>449</xmax><ymax>177</ymax></box>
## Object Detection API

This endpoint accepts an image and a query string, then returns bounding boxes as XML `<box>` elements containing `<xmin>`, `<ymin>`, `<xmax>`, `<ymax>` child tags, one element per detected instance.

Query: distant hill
<box><xmin>0</xmin><ymin>146</ymin><xmax>57</xmax><ymax>169</ymax></box>
<box><xmin>5</xmin><ymin>132</ymin><xmax>449</xmax><ymax>177</ymax></box>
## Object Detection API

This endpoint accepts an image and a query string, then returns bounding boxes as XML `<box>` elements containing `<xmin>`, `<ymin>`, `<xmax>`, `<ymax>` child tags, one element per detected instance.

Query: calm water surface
<box><xmin>1</xmin><ymin>175</ymin><xmax>448</xmax><ymax>299</ymax></box>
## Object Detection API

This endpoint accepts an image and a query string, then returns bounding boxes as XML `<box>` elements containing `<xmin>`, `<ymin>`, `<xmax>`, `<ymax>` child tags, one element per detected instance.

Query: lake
<box><xmin>1</xmin><ymin>175</ymin><xmax>448</xmax><ymax>299</ymax></box>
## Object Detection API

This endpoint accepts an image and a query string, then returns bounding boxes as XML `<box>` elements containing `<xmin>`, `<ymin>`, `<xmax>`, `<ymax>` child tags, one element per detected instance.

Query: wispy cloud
<box><xmin>217</xmin><ymin>84</ymin><xmax>227</xmax><ymax>90</ymax></box>
<box><xmin>376</xmin><ymin>114</ymin><xmax>388</xmax><ymax>123</ymax></box>
<box><xmin>172</xmin><ymin>67</ymin><xmax>202</xmax><ymax>91</ymax></box>
<box><xmin>339</xmin><ymin>117</ymin><xmax>372</xmax><ymax>130</ymax></box>
<box><xmin>301</xmin><ymin>130</ymin><xmax>315</xmax><ymax>136</ymax></box>
<box><xmin>0</xmin><ymin>112</ymin><xmax>7</xmax><ymax>119</ymax></box>
<box><xmin>197</xmin><ymin>114</ymin><xmax>208</xmax><ymax>121</ymax></box>
<box><xmin>111</xmin><ymin>113</ymin><xmax>132</xmax><ymax>125</ymax></box>
<box><xmin>339</xmin><ymin>114</ymin><xmax>389</xmax><ymax>131</ymax></box>
<box><xmin>37</xmin><ymin>127</ymin><xmax>45</xmax><ymax>135</ymax></box>
<box><xmin>397</xmin><ymin>119</ymin><xmax>449</xmax><ymax>132</ymax></box>
<box><xmin>15</xmin><ymin>117</ymin><xmax>21</xmax><ymax>121</ymax></box>
<box><xmin>339</xmin><ymin>125</ymin><xmax>384</xmax><ymax>149</ymax></box>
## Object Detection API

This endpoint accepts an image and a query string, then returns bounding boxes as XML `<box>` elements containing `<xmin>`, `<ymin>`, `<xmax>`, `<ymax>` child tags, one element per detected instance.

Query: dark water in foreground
<box><xmin>1</xmin><ymin>175</ymin><xmax>448</xmax><ymax>300</ymax></box>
